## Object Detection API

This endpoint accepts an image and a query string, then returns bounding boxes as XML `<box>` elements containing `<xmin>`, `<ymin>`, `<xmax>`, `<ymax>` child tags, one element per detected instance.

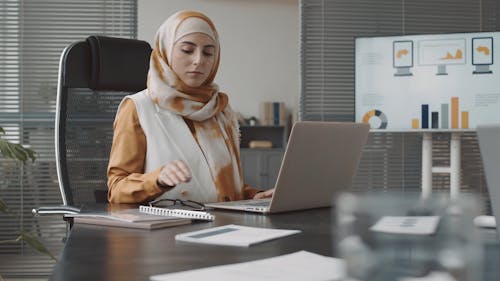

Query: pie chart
<box><xmin>362</xmin><ymin>110</ymin><xmax>388</xmax><ymax>129</ymax></box>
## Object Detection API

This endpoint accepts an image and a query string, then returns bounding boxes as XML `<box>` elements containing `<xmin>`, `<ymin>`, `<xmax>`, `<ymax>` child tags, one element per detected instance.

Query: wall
<box><xmin>138</xmin><ymin>0</ymin><xmax>299</xmax><ymax>121</ymax></box>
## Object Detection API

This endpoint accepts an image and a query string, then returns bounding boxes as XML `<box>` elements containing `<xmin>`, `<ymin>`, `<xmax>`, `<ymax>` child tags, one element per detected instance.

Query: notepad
<box><xmin>175</xmin><ymin>224</ymin><xmax>301</xmax><ymax>247</ymax></box>
<box><xmin>67</xmin><ymin>209</ymin><xmax>192</xmax><ymax>230</ymax></box>
<box><xmin>139</xmin><ymin>205</ymin><xmax>215</xmax><ymax>221</ymax></box>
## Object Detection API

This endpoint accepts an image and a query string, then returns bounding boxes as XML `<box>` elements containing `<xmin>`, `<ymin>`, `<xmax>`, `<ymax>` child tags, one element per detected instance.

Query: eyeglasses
<box><xmin>148</xmin><ymin>198</ymin><xmax>206</xmax><ymax>211</ymax></box>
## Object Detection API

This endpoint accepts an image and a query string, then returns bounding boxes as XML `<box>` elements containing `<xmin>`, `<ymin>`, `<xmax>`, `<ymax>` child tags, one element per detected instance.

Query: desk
<box><xmin>49</xmin><ymin>206</ymin><xmax>335</xmax><ymax>281</ymax></box>
<box><xmin>49</xmin><ymin>206</ymin><xmax>499</xmax><ymax>281</ymax></box>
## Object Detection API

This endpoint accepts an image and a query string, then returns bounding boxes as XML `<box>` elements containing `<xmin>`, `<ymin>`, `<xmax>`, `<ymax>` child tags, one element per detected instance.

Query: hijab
<box><xmin>147</xmin><ymin>10</ymin><xmax>244</xmax><ymax>201</ymax></box>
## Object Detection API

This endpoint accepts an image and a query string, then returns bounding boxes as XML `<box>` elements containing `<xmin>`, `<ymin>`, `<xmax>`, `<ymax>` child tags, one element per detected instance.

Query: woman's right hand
<box><xmin>157</xmin><ymin>160</ymin><xmax>192</xmax><ymax>188</ymax></box>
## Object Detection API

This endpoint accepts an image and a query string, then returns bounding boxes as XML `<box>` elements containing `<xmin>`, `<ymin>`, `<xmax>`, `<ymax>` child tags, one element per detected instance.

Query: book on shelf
<box><xmin>65</xmin><ymin>207</ymin><xmax>214</xmax><ymax>230</ymax></box>
<box><xmin>259</xmin><ymin>101</ymin><xmax>287</xmax><ymax>126</ymax></box>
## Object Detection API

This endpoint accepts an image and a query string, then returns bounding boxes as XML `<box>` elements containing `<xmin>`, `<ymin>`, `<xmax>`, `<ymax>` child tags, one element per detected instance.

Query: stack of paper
<box><xmin>66</xmin><ymin>209</ymin><xmax>191</xmax><ymax>230</ymax></box>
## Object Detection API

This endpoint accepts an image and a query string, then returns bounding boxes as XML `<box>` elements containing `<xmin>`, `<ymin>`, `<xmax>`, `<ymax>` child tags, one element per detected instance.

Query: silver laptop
<box><xmin>205</xmin><ymin>121</ymin><xmax>370</xmax><ymax>214</ymax></box>
<box><xmin>477</xmin><ymin>124</ymin><xmax>500</xmax><ymax>237</ymax></box>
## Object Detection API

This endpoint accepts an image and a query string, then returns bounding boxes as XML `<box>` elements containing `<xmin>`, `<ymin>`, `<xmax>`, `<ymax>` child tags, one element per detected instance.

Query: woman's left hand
<box><xmin>253</xmin><ymin>188</ymin><xmax>275</xmax><ymax>199</ymax></box>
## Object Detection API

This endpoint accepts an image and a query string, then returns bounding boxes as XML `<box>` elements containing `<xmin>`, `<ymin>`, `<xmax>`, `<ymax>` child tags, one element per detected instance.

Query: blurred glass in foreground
<box><xmin>335</xmin><ymin>192</ymin><xmax>482</xmax><ymax>281</ymax></box>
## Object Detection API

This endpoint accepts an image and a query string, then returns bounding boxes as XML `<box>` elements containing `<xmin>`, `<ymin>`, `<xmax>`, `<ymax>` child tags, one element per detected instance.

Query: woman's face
<box><xmin>170</xmin><ymin>33</ymin><xmax>217</xmax><ymax>88</ymax></box>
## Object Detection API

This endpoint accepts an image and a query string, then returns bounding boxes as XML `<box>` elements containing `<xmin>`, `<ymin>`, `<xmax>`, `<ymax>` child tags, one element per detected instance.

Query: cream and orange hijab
<box><xmin>147</xmin><ymin>10</ymin><xmax>244</xmax><ymax>201</ymax></box>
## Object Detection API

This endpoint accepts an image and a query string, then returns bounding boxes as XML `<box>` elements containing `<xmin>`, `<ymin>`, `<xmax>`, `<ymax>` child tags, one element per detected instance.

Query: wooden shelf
<box><xmin>239</xmin><ymin>125</ymin><xmax>287</xmax><ymax>148</ymax></box>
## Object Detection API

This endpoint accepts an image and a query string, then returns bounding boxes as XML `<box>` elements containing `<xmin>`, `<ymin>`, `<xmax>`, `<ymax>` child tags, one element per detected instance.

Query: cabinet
<box><xmin>240</xmin><ymin>148</ymin><xmax>284</xmax><ymax>190</ymax></box>
<box><xmin>239</xmin><ymin>125</ymin><xmax>287</xmax><ymax>190</ymax></box>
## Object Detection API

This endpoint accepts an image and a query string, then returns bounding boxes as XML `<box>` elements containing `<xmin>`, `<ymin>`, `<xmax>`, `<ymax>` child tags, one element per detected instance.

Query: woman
<box><xmin>107</xmin><ymin>10</ymin><xmax>273</xmax><ymax>204</ymax></box>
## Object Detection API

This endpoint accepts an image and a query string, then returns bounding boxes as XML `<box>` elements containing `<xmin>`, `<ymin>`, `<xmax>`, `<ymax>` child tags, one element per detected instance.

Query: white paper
<box><xmin>175</xmin><ymin>224</ymin><xmax>301</xmax><ymax>247</ymax></box>
<box><xmin>399</xmin><ymin>271</ymin><xmax>457</xmax><ymax>281</ymax></box>
<box><xmin>370</xmin><ymin>216</ymin><xmax>441</xmax><ymax>235</ymax></box>
<box><xmin>150</xmin><ymin>250</ymin><xmax>345</xmax><ymax>281</ymax></box>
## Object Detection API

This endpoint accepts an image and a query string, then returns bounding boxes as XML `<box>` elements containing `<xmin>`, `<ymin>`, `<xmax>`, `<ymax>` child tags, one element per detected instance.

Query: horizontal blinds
<box><xmin>0</xmin><ymin>0</ymin><xmax>137</xmax><ymax>278</ymax></box>
<box><xmin>300</xmin><ymin>0</ymin><xmax>403</xmax><ymax>121</ymax></box>
<box><xmin>300</xmin><ymin>0</ymin><xmax>496</xmax><ymax>212</ymax></box>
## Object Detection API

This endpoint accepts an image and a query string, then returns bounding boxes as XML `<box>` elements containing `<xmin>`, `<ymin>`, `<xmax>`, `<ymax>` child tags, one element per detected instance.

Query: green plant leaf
<box><xmin>0</xmin><ymin>198</ymin><xmax>10</xmax><ymax>214</ymax></box>
<box><xmin>0</xmin><ymin>139</ymin><xmax>36</xmax><ymax>163</ymax></box>
<box><xmin>19</xmin><ymin>231</ymin><xmax>57</xmax><ymax>261</ymax></box>
<box><xmin>0</xmin><ymin>140</ymin><xmax>15</xmax><ymax>159</ymax></box>
<box><xmin>0</xmin><ymin>126</ymin><xmax>48</xmax><ymax>272</ymax></box>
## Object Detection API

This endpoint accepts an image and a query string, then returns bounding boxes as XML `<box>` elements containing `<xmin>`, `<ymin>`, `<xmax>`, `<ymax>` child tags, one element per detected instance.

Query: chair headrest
<box><xmin>86</xmin><ymin>35</ymin><xmax>152</xmax><ymax>92</ymax></box>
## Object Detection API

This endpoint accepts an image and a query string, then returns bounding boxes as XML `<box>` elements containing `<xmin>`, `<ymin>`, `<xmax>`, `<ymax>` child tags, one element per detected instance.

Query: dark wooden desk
<box><xmin>49</xmin><ymin>207</ymin><xmax>335</xmax><ymax>281</ymax></box>
<box><xmin>50</xmin><ymin>205</ymin><xmax>500</xmax><ymax>281</ymax></box>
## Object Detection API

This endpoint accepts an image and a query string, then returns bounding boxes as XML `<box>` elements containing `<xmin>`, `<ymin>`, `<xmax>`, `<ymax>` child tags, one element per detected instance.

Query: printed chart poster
<box><xmin>393</xmin><ymin>40</ymin><xmax>413</xmax><ymax>67</ymax></box>
<box><xmin>355</xmin><ymin>32</ymin><xmax>500</xmax><ymax>131</ymax></box>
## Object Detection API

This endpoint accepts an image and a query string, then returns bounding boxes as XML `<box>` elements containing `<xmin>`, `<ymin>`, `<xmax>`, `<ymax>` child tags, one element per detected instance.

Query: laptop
<box><xmin>476</xmin><ymin>124</ymin><xmax>500</xmax><ymax>235</ymax></box>
<box><xmin>205</xmin><ymin>121</ymin><xmax>370</xmax><ymax>214</ymax></box>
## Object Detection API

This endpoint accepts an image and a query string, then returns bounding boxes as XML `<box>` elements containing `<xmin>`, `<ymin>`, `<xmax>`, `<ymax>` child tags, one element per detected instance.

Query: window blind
<box><xmin>0</xmin><ymin>0</ymin><xmax>137</xmax><ymax>278</ymax></box>
<box><xmin>300</xmin><ymin>0</ymin><xmax>497</xmax><ymax>210</ymax></box>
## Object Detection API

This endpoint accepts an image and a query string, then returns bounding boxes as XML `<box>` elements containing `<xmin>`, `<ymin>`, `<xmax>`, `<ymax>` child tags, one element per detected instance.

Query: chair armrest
<box><xmin>32</xmin><ymin>205</ymin><xmax>81</xmax><ymax>215</ymax></box>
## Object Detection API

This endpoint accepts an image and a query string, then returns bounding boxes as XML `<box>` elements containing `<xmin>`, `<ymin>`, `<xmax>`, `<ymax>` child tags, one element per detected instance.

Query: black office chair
<box><xmin>33</xmin><ymin>35</ymin><xmax>152</xmax><ymax>215</ymax></box>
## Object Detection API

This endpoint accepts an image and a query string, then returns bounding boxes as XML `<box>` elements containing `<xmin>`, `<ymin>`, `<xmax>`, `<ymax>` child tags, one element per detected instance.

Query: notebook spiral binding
<box><xmin>139</xmin><ymin>205</ymin><xmax>215</xmax><ymax>221</ymax></box>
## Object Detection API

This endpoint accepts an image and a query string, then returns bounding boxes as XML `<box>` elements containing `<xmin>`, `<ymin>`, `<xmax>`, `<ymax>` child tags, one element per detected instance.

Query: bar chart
<box><xmin>356</xmin><ymin>31</ymin><xmax>500</xmax><ymax>130</ymax></box>
<box><xmin>411</xmin><ymin>96</ymin><xmax>469</xmax><ymax>129</ymax></box>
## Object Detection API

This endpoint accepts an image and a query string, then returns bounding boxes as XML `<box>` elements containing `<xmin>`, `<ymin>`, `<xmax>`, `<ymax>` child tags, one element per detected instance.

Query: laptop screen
<box><xmin>477</xmin><ymin>125</ymin><xmax>500</xmax><ymax>240</ymax></box>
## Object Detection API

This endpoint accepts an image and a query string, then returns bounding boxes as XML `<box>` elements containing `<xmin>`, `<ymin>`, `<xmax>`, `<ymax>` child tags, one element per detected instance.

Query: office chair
<box><xmin>33</xmin><ymin>35</ymin><xmax>152</xmax><ymax>215</ymax></box>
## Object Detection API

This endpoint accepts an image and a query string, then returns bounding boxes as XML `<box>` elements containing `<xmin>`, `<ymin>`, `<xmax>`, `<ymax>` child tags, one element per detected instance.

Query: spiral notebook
<box><xmin>139</xmin><ymin>205</ymin><xmax>215</xmax><ymax>221</ymax></box>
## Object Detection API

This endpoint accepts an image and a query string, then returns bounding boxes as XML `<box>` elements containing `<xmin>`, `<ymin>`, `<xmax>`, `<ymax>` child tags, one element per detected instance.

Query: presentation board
<box><xmin>355</xmin><ymin>31</ymin><xmax>500</xmax><ymax>131</ymax></box>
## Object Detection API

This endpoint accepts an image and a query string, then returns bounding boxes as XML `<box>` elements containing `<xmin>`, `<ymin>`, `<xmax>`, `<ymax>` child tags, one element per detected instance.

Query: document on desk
<box><xmin>66</xmin><ymin>209</ymin><xmax>191</xmax><ymax>230</ymax></box>
<box><xmin>150</xmin><ymin>250</ymin><xmax>345</xmax><ymax>281</ymax></box>
<box><xmin>175</xmin><ymin>224</ymin><xmax>301</xmax><ymax>247</ymax></box>
<box><xmin>370</xmin><ymin>216</ymin><xmax>441</xmax><ymax>235</ymax></box>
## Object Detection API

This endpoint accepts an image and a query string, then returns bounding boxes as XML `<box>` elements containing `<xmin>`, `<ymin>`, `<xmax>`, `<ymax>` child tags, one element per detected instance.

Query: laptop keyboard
<box><xmin>244</xmin><ymin>201</ymin><xmax>271</xmax><ymax>207</ymax></box>
<box><xmin>217</xmin><ymin>199</ymin><xmax>271</xmax><ymax>207</ymax></box>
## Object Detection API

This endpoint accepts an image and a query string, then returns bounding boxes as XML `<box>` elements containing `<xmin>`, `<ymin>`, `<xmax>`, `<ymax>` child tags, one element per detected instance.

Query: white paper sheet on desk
<box><xmin>150</xmin><ymin>250</ymin><xmax>345</xmax><ymax>281</ymax></box>
<box><xmin>370</xmin><ymin>216</ymin><xmax>441</xmax><ymax>235</ymax></box>
<box><xmin>175</xmin><ymin>224</ymin><xmax>301</xmax><ymax>247</ymax></box>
